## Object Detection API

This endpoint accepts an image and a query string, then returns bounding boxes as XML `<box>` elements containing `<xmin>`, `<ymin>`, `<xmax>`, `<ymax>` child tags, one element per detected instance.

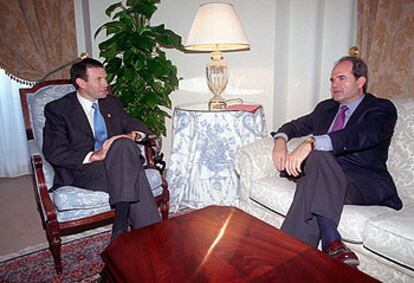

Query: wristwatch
<box><xmin>304</xmin><ymin>136</ymin><xmax>316</xmax><ymax>151</ymax></box>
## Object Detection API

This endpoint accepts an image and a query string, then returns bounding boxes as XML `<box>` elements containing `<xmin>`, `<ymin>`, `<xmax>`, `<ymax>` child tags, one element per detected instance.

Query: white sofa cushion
<box><xmin>363</xmin><ymin>203</ymin><xmax>414</xmax><ymax>269</ymax></box>
<box><xmin>339</xmin><ymin>205</ymin><xmax>394</xmax><ymax>243</ymax></box>
<box><xmin>250</xmin><ymin>176</ymin><xmax>398</xmax><ymax>244</ymax></box>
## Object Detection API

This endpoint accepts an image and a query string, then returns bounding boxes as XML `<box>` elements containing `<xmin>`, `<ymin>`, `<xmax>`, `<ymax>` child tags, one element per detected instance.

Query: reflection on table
<box><xmin>167</xmin><ymin>103</ymin><xmax>266</xmax><ymax>212</ymax></box>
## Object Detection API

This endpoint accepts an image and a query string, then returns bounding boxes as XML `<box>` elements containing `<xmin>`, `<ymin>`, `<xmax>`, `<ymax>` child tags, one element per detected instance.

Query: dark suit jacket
<box><xmin>43</xmin><ymin>91</ymin><xmax>148</xmax><ymax>189</ymax></box>
<box><xmin>272</xmin><ymin>93</ymin><xmax>402</xmax><ymax>210</ymax></box>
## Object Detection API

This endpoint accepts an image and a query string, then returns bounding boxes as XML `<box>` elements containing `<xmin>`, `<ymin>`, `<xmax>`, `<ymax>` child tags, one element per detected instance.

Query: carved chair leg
<box><xmin>160</xmin><ymin>201</ymin><xmax>169</xmax><ymax>220</ymax></box>
<box><xmin>160</xmin><ymin>185</ymin><xmax>169</xmax><ymax>220</ymax></box>
<box><xmin>47</xmin><ymin>222</ymin><xmax>63</xmax><ymax>274</ymax></box>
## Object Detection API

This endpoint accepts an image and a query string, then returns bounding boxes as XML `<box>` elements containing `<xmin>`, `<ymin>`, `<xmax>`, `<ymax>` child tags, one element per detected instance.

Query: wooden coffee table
<box><xmin>101</xmin><ymin>206</ymin><xmax>378</xmax><ymax>282</ymax></box>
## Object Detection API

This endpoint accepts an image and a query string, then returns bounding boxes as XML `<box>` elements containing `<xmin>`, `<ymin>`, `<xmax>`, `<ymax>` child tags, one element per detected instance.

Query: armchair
<box><xmin>19</xmin><ymin>80</ymin><xmax>169</xmax><ymax>274</ymax></box>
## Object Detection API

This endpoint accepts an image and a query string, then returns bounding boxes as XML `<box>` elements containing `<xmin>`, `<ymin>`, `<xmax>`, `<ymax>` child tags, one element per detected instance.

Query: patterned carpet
<box><xmin>0</xmin><ymin>232</ymin><xmax>109</xmax><ymax>282</ymax></box>
<box><xmin>0</xmin><ymin>209</ymin><xmax>193</xmax><ymax>282</ymax></box>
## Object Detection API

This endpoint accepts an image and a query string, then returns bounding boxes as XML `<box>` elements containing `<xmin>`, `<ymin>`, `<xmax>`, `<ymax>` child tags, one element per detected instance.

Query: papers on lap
<box><xmin>225</xmin><ymin>104</ymin><xmax>262</xmax><ymax>112</ymax></box>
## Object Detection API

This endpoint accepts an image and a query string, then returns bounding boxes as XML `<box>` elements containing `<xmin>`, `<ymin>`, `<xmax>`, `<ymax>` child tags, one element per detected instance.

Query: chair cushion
<box><xmin>53</xmin><ymin>168</ymin><xmax>163</xmax><ymax>212</ymax></box>
<box><xmin>363</xmin><ymin>203</ymin><xmax>414</xmax><ymax>269</ymax></box>
<box><xmin>53</xmin><ymin>187</ymin><xmax>110</xmax><ymax>211</ymax></box>
<box><xmin>56</xmin><ymin>206</ymin><xmax>112</xmax><ymax>222</ymax></box>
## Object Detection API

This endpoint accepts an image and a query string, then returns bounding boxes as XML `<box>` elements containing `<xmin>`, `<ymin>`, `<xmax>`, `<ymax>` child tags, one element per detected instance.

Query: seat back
<box><xmin>387</xmin><ymin>97</ymin><xmax>414</xmax><ymax>205</ymax></box>
<box><xmin>20</xmin><ymin>80</ymin><xmax>75</xmax><ymax>189</ymax></box>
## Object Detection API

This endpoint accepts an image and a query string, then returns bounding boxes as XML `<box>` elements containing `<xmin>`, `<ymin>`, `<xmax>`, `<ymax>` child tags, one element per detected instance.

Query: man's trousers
<box><xmin>280</xmin><ymin>151</ymin><xmax>365</xmax><ymax>247</ymax></box>
<box><xmin>72</xmin><ymin>138</ymin><xmax>161</xmax><ymax>229</ymax></box>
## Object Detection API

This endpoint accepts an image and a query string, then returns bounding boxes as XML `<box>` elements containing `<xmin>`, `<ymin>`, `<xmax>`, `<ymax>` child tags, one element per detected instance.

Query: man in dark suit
<box><xmin>271</xmin><ymin>56</ymin><xmax>402</xmax><ymax>266</ymax></box>
<box><xmin>43</xmin><ymin>58</ymin><xmax>161</xmax><ymax>239</ymax></box>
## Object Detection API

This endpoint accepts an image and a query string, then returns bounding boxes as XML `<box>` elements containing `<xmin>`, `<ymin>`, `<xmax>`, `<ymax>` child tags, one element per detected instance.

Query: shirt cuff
<box><xmin>134</xmin><ymin>131</ymin><xmax>146</xmax><ymax>142</ymax></box>
<box><xmin>271</xmin><ymin>132</ymin><xmax>288</xmax><ymax>141</ymax></box>
<box><xmin>83</xmin><ymin>152</ymin><xmax>94</xmax><ymax>164</ymax></box>
<box><xmin>313</xmin><ymin>134</ymin><xmax>333</xmax><ymax>151</ymax></box>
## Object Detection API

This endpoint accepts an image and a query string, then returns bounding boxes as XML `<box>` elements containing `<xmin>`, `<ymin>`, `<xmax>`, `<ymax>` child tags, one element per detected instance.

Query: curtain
<box><xmin>0</xmin><ymin>0</ymin><xmax>77</xmax><ymax>177</ymax></box>
<box><xmin>357</xmin><ymin>0</ymin><xmax>414</xmax><ymax>98</ymax></box>
<box><xmin>0</xmin><ymin>0</ymin><xmax>77</xmax><ymax>81</ymax></box>
<box><xmin>0</xmin><ymin>69</ymin><xmax>30</xmax><ymax>177</ymax></box>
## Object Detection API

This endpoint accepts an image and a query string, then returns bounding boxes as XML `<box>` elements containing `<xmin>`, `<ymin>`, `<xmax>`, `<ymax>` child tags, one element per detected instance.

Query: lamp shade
<box><xmin>185</xmin><ymin>3</ymin><xmax>250</xmax><ymax>52</ymax></box>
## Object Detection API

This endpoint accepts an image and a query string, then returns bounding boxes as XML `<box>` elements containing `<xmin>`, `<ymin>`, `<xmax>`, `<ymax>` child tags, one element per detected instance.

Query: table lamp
<box><xmin>185</xmin><ymin>3</ymin><xmax>250</xmax><ymax>111</ymax></box>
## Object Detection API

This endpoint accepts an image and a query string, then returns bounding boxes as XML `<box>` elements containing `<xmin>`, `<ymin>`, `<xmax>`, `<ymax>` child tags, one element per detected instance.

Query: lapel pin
<box><xmin>107</xmin><ymin>114</ymin><xmax>111</xmax><ymax>118</ymax></box>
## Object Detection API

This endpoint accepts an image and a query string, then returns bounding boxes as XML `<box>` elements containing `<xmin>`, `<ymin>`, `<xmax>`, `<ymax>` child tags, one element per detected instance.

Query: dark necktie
<box><xmin>92</xmin><ymin>102</ymin><xmax>108</xmax><ymax>150</ymax></box>
<box><xmin>330</xmin><ymin>105</ymin><xmax>349</xmax><ymax>133</ymax></box>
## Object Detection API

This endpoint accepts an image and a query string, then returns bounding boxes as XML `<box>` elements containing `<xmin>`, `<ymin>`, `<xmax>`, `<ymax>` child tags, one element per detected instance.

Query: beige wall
<box><xmin>75</xmin><ymin>0</ymin><xmax>356</xmax><ymax>163</ymax></box>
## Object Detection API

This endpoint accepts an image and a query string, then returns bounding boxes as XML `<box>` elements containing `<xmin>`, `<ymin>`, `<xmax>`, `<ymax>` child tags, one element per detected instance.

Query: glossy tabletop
<box><xmin>102</xmin><ymin>206</ymin><xmax>378</xmax><ymax>282</ymax></box>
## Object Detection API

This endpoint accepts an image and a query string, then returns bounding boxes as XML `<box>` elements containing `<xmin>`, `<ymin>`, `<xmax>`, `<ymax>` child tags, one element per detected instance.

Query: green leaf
<box><xmin>124</xmin><ymin>67</ymin><xmax>135</xmax><ymax>81</ymax></box>
<box><xmin>105</xmin><ymin>22</ymin><xmax>125</xmax><ymax>35</ymax></box>
<box><xmin>131</xmin><ymin>32</ymin><xmax>155</xmax><ymax>51</ymax></box>
<box><xmin>147</xmin><ymin>58</ymin><xmax>166</xmax><ymax>77</ymax></box>
<box><xmin>106</xmin><ymin>57</ymin><xmax>122</xmax><ymax>73</ymax></box>
<box><xmin>134</xmin><ymin>1</ymin><xmax>158</xmax><ymax>18</ymax></box>
<box><xmin>106</xmin><ymin>73</ymin><xmax>116</xmax><ymax>84</ymax></box>
<box><xmin>105</xmin><ymin>2</ymin><xmax>124</xmax><ymax>17</ymax></box>
<box><xmin>100</xmin><ymin>48</ymin><xmax>118</xmax><ymax>61</ymax></box>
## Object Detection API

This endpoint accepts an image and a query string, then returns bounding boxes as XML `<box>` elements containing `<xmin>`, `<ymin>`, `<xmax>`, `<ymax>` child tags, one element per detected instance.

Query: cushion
<box><xmin>53</xmin><ymin>187</ymin><xmax>110</xmax><ymax>211</ymax></box>
<box><xmin>57</xmin><ymin>206</ymin><xmax>111</xmax><ymax>222</ymax></box>
<box><xmin>27</xmin><ymin>84</ymin><xmax>75</xmax><ymax>190</ymax></box>
<box><xmin>363</xmin><ymin>203</ymin><xmax>414</xmax><ymax>269</ymax></box>
<box><xmin>387</xmin><ymin>97</ymin><xmax>414</xmax><ymax>204</ymax></box>
<box><xmin>250</xmin><ymin>176</ymin><xmax>398</xmax><ymax>244</ymax></box>
<box><xmin>339</xmin><ymin>205</ymin><xmax>394</xmax><ymax>243</ymax></box>
<box><xmin>53</xmin><ymin>168</ymin><xmax>163</xmax><ymax>212</ymax></box>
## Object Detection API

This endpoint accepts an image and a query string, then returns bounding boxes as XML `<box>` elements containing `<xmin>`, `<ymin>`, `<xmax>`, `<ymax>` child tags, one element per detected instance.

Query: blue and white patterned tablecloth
<box><xmin>167</xmin><ymin>103</ymin><xmax>267</xmax><ymax>212</ymax></box>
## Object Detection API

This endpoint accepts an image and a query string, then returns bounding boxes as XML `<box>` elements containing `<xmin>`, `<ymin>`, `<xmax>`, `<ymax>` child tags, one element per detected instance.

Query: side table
<box><xmin>167</xmin><ymin>103</ymin><xmax>266</xmax><ymax>212</ymax></box>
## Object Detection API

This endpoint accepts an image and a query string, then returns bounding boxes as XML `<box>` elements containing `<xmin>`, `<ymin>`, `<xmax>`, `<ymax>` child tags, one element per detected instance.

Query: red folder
<box><xmin>225</xmin><ymin>104</ymin><xmax>262</xmax><ymax>112</ymax></box>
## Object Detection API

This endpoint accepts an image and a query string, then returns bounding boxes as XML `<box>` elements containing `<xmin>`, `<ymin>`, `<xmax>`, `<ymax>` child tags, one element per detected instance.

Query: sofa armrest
<box><xmin>235</xmin><ymin>136</ymin><xmax>308</xmax><ymax>206</ymax></box>
<box><xmin>235</xmin><ymin>137</ymin><xmax>276</xmax><ymax>180</ymax></box>
<box><xmin>235</xmin><ymin>138</ymin><xmax>276</xmax><ymax>204</ymax></box>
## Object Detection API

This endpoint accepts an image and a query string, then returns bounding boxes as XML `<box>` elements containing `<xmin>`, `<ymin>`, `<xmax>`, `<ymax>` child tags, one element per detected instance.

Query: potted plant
<box><xmin>95</xmin><ymin>0</ymin><xmax>183</xmax><ymax>136</ymax></box>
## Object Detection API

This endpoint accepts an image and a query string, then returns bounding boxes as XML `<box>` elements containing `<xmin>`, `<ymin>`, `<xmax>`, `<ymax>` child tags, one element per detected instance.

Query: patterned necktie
<box><xmin>330</xmin><ymin>105</ymin><xmax>349</xmax><ymax>133</ymax></box>
<box><xmin>92</xmin><ymin>102</ymin><xmax>108</xmax><ymax>150</ymax></box>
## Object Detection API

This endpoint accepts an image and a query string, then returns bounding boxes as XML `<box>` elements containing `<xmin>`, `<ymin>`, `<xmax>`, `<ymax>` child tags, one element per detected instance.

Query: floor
<box><xmin>0</xmin><ymin>175</ymin><xmax>47</xmax><ymax>257</ymax></box>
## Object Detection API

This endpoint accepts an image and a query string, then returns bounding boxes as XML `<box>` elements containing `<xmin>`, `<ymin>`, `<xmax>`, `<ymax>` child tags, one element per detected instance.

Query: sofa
<box><xmin>234</xmin><ymin>97</ymin><xmax>414</xmax><ymax>282</ymax></box>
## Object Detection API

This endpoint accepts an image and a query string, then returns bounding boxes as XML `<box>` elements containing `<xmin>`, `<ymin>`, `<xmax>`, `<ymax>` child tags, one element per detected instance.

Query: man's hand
<box><xmin>125</xmin><ymin>131</ymin><xmax>142</xmax><ymax>141</ymax></box>
<box><xmin>89</xmin><ymin>134</ymin><xmax>129</xmax><ymax>162</ymax></box>
<box><xmin>285</xmin><ymin>141</ymin><xmax>313</xmax><ymax>177</ymax></box>
<box><xmin>272</xmin><ymin>137</ymin><xmax>288</xmax><ymax>171</ymax></box>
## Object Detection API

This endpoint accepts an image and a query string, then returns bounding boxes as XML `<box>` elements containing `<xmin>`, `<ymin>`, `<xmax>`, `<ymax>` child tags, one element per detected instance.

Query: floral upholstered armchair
<box><xmin>19</xmin><ymin>80</ymin><xmax>169</xmax><ymax>273</ymax></box>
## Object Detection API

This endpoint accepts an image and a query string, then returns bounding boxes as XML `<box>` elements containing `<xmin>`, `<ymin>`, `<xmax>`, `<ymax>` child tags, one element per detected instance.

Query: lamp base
<box><xmin>209</xmin><ymin>94</ymin><xmax>226</xmax><ymax>111</ymax></box>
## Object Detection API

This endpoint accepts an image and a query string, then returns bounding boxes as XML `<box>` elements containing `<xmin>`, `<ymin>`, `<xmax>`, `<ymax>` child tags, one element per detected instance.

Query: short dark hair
<box><xmin>335</xmin><ymin>56</ymin><xmax>369</xmax><ymax>93</ymax></box>
<box><xmin>70</xmin><ymin>58</ymin><xmax>104</xmax><ymax>89</ymax></box>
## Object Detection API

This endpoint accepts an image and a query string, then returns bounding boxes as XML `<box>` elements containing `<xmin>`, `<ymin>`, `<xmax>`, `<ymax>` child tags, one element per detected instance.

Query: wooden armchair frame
<box><xmin>19</xmin><ymin>79</ymin><xmax>169</xmax><ymax>274</ymax></box>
